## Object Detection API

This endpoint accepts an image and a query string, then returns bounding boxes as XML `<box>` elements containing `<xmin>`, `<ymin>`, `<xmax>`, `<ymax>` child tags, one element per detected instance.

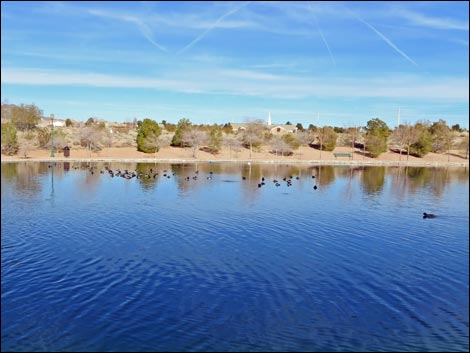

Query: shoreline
<box><xmin>1</xmin><ymin>157</ymin><xmax>468</xmax><ymax>168</ymax></box>
<box><xmin>1</xmin><ymin>146</ymin><xmax>468</xmax><ymax>168</ymax></box>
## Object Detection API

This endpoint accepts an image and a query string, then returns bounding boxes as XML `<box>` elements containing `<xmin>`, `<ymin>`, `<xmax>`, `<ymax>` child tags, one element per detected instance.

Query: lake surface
<box><xmin>1</xmin><ymin>162</ymin><xmax>469</xmax><ymax>352</ymax></box>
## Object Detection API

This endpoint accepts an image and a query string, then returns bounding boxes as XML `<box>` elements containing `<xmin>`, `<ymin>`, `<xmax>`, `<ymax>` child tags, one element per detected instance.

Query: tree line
<box><xmin>1</xmin><ymin>102</ymin><xmax>468</xmax><ymax>159</ymax></box>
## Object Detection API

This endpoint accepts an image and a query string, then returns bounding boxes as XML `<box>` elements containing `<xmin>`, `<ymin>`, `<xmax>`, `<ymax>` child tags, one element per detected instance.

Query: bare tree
<box><xmin>392</xmin><ymin>122</ymin><xmax>412</xmax><ymax>161</ymax></box>
<box><xmin>182</xmin><ymin>128</ymin><xmax>206</xmax><ymax>158</ymax></box>
<box><xmin>430</xmin><ymin>120</ymin><xmax>454</xmax><ymax>162</ymax></box>
<box><xmin>403</xmin><ymin>124</ymin><xmax>418</xmax><ymax>161</ymax></box>
<box><xmin>459</xmin><ymin>135</ymin><xmax>469</xmax><ymax>159</ymax></box>
<box><xmin>242</xmin><ymin>120</ymin><xmax>265</xmax><ymax>159</ymax></box>
<box><xmin>295</xmin><ymin>130</ymin><xmax>314</xmax><ymax>146</ymax></box>
<box><xmin>145</xmin><ymin>134</ymin><xmax>172</xmax><ymax>159</ymax></box>
<box><xmin>270</xmin><ymin>135</ymin><xmax>291</xmax><ymax>156</ymax></box>
<box><xmin>223</xmin><ymin>134</ymin><xmax>243</xmax><ymax>158</ymax></box>
<box><xmin>344</xmin><ymin>126</ymin><xmax>361</xmax><ymax>159</ymax></box>
<box><xmin>79</xmin><ymin>125</ymin><xmax>102</xmax><ymax>158</ymax></box>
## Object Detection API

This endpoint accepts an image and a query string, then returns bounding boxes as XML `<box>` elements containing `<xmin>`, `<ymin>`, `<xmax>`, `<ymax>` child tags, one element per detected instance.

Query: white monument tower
<box><xmin>267</xmin><ymin>112</ymin><xmax>272</xmax><ymax>126</ymax></box>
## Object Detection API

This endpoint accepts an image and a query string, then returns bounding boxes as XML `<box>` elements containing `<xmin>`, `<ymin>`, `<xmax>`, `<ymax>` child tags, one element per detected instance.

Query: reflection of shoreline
<box><xmin>1</xmin><ymin>158</ymin><xmax>469</xmax><ymax>168</ymax></box>
<box><xmin>2</xmin><ymin>162</ymin><xmax>468</xmax><ymax>201</ymax></box>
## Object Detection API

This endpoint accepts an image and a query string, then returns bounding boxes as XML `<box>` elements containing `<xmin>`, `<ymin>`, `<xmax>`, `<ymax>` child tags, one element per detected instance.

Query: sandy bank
<box><xmin>2</xmin><ymin>146</ymin><xmax>469</xmax><ymax>167</ymax></box>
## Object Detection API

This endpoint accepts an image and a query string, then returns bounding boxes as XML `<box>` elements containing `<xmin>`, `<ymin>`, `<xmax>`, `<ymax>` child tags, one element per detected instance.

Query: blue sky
<box><xmin>1</xmin><ymin>1</ymin><xmax>469</xmax><ymax>128</ymax></box>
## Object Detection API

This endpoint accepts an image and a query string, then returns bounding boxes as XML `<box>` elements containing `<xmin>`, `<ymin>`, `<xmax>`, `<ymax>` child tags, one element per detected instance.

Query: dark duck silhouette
<box><xmin>423</xmin><ymin>212</ymin><xmax>436</xmax><ymax>219</ymax></box>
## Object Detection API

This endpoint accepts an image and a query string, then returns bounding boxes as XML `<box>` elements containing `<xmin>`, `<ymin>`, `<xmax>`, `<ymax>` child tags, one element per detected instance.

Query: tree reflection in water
<box><xmin>361</xmin><ymin>166</ymin><xmax>386</xmax><ymax>195</ymax></box>
<box><xmin>1</xmin><ymin>162</ymin><xmax>468</xmax><ymax>201</ymax></box>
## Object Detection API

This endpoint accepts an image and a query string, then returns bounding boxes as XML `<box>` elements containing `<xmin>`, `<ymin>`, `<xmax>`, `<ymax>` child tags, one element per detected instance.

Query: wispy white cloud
<box><xmin>217</xmin><ymin>69</ymin><xmax>283</xmax><ymax>81</ymax></box>
<box><xmin>450</xmin><ymin>38</ymin><xmax>469</xmax><ymax>47</ymax></box>
<box><xmin>3</xmin><ymin>67</ymin><xmax>468</xmax><ymax>102</ymax></box>
<box><xmin>395</xmin><ymin>9</ymin><xmax>469</xmax><ymax>31</ymax></box>
<box><xmin>88</xmin><ymin>9</ymin><xmax>168</xmax><ymax>52</ymax></box>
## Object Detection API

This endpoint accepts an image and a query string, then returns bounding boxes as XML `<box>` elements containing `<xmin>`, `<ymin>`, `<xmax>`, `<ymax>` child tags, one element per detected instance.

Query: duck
<box><xmin>423</xmin><ymin>212</ymin><xmax>436</xmax><ymax>219</ymax></box>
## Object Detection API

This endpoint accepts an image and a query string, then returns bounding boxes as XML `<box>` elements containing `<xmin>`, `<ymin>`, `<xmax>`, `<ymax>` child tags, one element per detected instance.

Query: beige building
<box><xmin>232</xmin><ymin>112</ymin><xmax>297</xmax><ymax>134</ymax></box>
<box><xmin>38</xmin><ymin>117</ymin><xmax>66</xmax><ymax>128</ymax></box>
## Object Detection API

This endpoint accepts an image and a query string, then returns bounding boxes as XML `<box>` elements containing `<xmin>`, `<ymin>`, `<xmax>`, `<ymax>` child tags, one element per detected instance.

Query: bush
<box><xmin>430</xmin><ymin>119</ymin><xmax>452</xmax><ymax>153</ymax></box>
<box><xmin>409</xmin><ymin>129</ymin><xmax>432</xmax><ymax>157</ymax></box>
<box><xmin>222</xmin><ymin>123</ymin><xmax>233</xmax><ymax>134</ymax></box>
<box><xmin>282</xmin><ymin>133</ymin><xmax>300</xmax><ymax>150</ymax></box>
<box><xmin>37</xmin><ymin>127</ymin><xmax>51</xmax><ymax>148</ymax></box>
<box><xmin>365</xmin><ymin>134</ymin><xmax>387</xmax><ymax>158</ymax></box>
<box><xmin>1</xmin><ymin>122</ymin><xmax>19</xmax><ymax>155</ymax></box>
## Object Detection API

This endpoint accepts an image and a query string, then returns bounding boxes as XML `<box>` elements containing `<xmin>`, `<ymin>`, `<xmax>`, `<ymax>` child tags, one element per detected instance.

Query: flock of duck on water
<box><xmin>49</xmin><ymin>163</ymin><xmax>321</xmax><ymax>190</ymax></box>
<box><xmin>48</xmin><ymin>163</ymin><xmax>437</xmax><ymax>217</ymax></box>
<box><xmin>99</xmin><ymin>166</ymin><xmax>322</xmax><ymax>190</ymax></box>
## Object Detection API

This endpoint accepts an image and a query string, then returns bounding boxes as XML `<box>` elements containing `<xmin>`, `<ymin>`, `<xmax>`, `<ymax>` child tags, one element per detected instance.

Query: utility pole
<box><xmin>50</xmin><ymin>114</ymin><xmax>55</xmax><ymax>157</ymax></box>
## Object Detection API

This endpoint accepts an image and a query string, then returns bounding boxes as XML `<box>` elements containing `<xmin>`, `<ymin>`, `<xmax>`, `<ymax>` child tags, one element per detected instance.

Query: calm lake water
<box><xmin>1</xmin><ymin>162</ymin><xmax>469</xmax><ymax>352</ymax></box>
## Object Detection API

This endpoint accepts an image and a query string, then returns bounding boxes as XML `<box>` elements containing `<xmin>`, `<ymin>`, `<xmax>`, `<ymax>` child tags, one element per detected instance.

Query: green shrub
<box><xmin>1</xmin><ymin>122</ymin><xmax>19</xmax><ymax>155</ymax></box>
<box><xmin>282</xmin><ymin>133</ymin><xmax>300</xmax><ymax>150</ymax></box>
<box><xmin>37</xmin><ymin>127</ymin><xmax>51</xmax><ymax>148</ymax></box>
<box><xmin>409</xmin><ymin>130</ymin><xmax>432</xmax><ymax>157</ymax></box>
<box><xmin>365</xmin><ymin>134</ymin><xmax>387</xmax><ymax>158</ymax></box>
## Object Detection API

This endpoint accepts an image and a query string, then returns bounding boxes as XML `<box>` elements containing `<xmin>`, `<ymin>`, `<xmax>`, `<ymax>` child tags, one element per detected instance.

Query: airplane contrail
<box><xmin>88</xmin><ymin>9</ymin><xmax>168</xmax><ymax>53</ymax></box>
<box><xmin>349</xmin><ymin>10</ymin><xmax>418</xmax><ymax>67</ymax></box>
<box><xmin>136</xmin><ymin>22</ymin><xmax>169</xmax><ymax>53</ymax></box>
<box><xmin>177</xmin><ymin>1</ymin><xmax>251</xmax><ymax>55</ymax></box>
<box><xmin>309</xmin><ymin>3</ymin><xmax>336</xmax><ymax>67</ymax></box>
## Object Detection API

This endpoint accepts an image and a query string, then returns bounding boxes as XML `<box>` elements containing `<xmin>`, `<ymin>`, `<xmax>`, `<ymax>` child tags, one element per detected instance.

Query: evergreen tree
<box><xmin>364</xmin><ymin>118</ymin><xmax>390</xmax><ymax>157</ymax></box>
<box><xmin>171</xmin><ymin>118</ymin><xmax>192</xmax><ymax>147</ymax></box>
<box><xmin>208</xmin><ymin>124</ymin><xmax>223</xmax><ymax>153</ymax></box>
<box><xmin>136</xmin><ymin>118</ymin><xmax>162</xmax><ymax>153</ymax></box>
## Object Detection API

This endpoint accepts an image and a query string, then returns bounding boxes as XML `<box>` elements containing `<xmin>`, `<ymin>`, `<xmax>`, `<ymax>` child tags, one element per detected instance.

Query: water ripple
<box><xmin>1</xmin><ymin>163</ymin><xmax>468</xmax><ymax>352</ymax></box>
